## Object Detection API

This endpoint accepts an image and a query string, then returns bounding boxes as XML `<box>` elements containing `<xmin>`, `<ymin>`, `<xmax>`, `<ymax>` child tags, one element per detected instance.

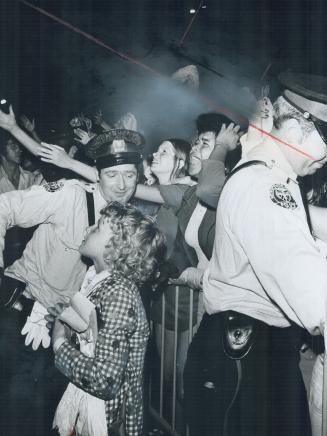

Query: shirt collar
<box><xmin>241</xmin><ymin>134</ymin><xmax>298</xmax><ymax>184</ymax></box>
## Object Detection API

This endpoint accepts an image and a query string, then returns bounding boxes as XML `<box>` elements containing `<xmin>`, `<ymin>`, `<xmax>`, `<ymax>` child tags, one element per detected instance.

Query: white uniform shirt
<box><xmin>0</xmin><ymin>180</ymin><xmax>107</xmax><ymax>308</ymax></box>
<box><xmin>203</xmin><ymin>136</ymin><xmax>327</xmax><ymax>335</ymax></box>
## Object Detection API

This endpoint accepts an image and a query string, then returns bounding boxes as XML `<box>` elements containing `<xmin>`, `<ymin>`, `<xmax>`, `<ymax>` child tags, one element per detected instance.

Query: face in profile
<box><xmin>99</xmin><ymin>163</ymin><xmax>138</xmax><ymax>203</ymax></box>
<box><xmin>286</xmin><ymin>123</ymin><xmax>327</xmax><ymax>177</ymax></box>
<box><xmin>189</xmin><ymin>131</ymin><xmax>216</xmax><ymax>176</ymax></box>
<box><xmin>79</xmin><ymin>216</ymin><xmax>111</xmax><ymax>261</ymax></box>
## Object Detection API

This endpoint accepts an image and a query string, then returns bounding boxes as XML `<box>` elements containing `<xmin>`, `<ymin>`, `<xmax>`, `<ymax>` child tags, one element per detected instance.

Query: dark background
<box><xmin>1</xmin><ymin>0</ymin><xmax>327</xmax><ymax>148</ymax></box>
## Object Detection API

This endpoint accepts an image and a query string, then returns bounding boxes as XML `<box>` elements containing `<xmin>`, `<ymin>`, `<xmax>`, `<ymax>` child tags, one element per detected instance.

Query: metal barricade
<box><xmin>148</xmin><ymin>286</ymin><xmax>196</xmax><ymax>436</ymax></box>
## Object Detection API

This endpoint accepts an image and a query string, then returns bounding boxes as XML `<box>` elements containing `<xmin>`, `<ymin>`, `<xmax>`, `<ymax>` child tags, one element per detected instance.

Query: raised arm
<box><xmin>135</xmin><ymin>184</ymin><xmax>165</xmax><ymax>204</ymax></box>
<box><xmin>39</xmin><ymin>143</ymin><xmax>98</xmax><ymax>183</ymax></box>
<box><xmin>93</xmin><ymin>110</ymin><xmax>112</xmax><ymax>131</ymax></box>
<box><xmin>20</xmin><ymin>114</ymin><xmax>42</xmax><ymax>143</ymax></box>
<box><xmin>0</xmin><ymin>185</ymin><xmax>66</xmax><ymax>268</ymax></box>
<box><xmin>0</xmin><ymin>106</ymin><xmax>42</xmax><ymax>156</ymax></box>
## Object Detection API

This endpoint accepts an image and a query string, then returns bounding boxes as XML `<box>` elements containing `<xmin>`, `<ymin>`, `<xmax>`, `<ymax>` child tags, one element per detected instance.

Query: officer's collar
<box><xmin>245</xmin><ymin>136</ymin><xmax>298</xmax><ymax>183</ymax></box>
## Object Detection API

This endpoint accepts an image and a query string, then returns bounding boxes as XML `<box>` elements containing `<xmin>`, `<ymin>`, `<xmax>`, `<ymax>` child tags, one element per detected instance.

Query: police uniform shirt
<box><xmin>203</xmin><ymin>135</ymin><xmax>327</xmax><ymax>335</ymax></box>
<box><xmin>0</xmin><ymin>179</ymin><xmax>107</xmax><ymax>308</ymax></box>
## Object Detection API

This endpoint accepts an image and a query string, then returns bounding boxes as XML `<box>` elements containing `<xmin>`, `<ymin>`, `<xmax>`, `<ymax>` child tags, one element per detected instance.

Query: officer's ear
<box><xmin>281</xmin><ymin>118</ymin><xmax>303</xmax><ymax>144</ymax></box>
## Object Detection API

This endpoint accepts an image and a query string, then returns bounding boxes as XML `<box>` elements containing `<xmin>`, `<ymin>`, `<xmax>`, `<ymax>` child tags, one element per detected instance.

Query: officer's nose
<box><xmin>117</xmin><ymin>174</ymin><xmax>126</xmax><ymax>190</ymax></box>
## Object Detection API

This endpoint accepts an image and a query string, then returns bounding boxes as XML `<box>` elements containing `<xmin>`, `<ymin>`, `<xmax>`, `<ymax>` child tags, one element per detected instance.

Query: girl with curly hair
<box><xmin>51</xmin><ymin>202</ymin><xmax>166</xmax><ymax>436</ymax></box>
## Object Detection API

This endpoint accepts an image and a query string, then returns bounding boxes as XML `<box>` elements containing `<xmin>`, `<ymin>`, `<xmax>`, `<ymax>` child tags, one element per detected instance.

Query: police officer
<box><xmin>0</xmin><ymin>128</ymin><xmax>144</xmax><ymax>435</ymax></box>
<box><xmin>186</xmin><ymin>73</ymin><xmax>327</xmax><ymax>436</ymax></box>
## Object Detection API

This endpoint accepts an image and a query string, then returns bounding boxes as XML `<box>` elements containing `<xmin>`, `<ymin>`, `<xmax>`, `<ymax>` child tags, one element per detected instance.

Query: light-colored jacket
<box><xmin>0</xmin><ymin>165</ymin><xmax>42</xmax><ymax>194</ymax></box>
<box><xmin>0</xmin><ymin>179</ymin><xmax>106</xmax><ymax>307</ymax></box>
<box><xmin>203</xmin><ymin>136</ymin><xmax>327</xmax><ymax>335</ymax></box>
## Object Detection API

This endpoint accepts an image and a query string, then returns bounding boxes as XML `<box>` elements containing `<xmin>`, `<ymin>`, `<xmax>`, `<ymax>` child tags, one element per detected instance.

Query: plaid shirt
<box><xmin>55</xmin><ymin>271</ymin><xmax>150</xmax><ymax>436</ymax></box>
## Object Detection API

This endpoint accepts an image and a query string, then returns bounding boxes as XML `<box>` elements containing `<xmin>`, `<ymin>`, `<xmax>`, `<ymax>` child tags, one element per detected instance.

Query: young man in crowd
<box><xmin>0</xmin><ymin>131</ymin><xmax>39</xmax><ymax>194</ymax></box>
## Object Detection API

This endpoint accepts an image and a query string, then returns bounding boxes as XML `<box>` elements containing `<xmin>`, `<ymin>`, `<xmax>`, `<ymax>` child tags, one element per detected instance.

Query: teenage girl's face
<box><xmin>150</xmin><ymin>141</ymin><xmax>176</xmax><ymax>177</ymax></box>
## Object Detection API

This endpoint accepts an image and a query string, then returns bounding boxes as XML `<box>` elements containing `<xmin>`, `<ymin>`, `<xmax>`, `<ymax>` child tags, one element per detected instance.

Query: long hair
<box><xmin>165</xmin><ymin>138</ymin><xmax>191</xmax><ymax>181</ymax></box>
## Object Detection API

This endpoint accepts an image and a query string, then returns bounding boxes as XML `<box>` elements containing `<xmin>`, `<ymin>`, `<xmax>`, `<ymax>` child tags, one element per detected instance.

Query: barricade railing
<box><xmin>148</xmin><ymin>286</ymin><xmax>196</xmax><ymax>436</ymax></box>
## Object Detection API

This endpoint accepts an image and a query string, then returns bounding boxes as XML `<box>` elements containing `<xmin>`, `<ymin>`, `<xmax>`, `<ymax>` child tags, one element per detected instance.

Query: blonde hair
<box><xmin>101</xmin><ymin>202</ymin><xmax>166</xmax><ymax>284</ymax></box>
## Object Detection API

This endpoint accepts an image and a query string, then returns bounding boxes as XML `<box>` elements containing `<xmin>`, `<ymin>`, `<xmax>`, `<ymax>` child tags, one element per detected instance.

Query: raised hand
<box><xmin>250</xmin><ymin>95</ymin><xmax>274</xmax><ymax>133</ymax></box>
<box><xmin>142</xmin><ymin>158</ymin><xmax>156</xmax><ymax>186</ymax></box>
<box><xmin>245</xmin><ymin>87</ymin><xmax>274</xmax><ymax>147</ymax></box>
<box><xmin>20</xmin><ymin>114</ymin><xmax>35</xmax><ymax>133</ymax></box>
<box><xmin>0</xmin><ymin>105</ymin><xmax>17</xmax><ymax>132</ymax></box>
<box><xmin>215</xmin><ymin>122</ymin><xmax>242</xmax><ymax>152</ymax></box>
<box><xmin>74</xmin><ymin>128</ymin><xmax>95</xmax><ymax>145</ymax></box>
<box><xmin>93</xmin><ymin>109</ymin><xmax>103</xmax><ymax>126</ymax></box>
<box><xmin>93</xmin><ymin>110</ymin><xmax>111</xmax><ymax>130</ymax></box>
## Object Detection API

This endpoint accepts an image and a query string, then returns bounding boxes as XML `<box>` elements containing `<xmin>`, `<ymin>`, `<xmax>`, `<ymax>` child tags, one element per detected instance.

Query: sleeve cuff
<box><xmin>53</xmin><ymin>337</ymin><xmax>68</xmax><ymax>353</ymax></box>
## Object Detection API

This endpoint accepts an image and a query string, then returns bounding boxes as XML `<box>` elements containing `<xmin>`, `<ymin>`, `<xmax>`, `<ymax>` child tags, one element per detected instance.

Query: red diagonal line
<box><xmin>249</xmin><ymin>123</ymin><xmax>314</xmax><ymax>159</ymax></box>
<box><xmin>20</xmin><ymin>0</ymin><xmax>316</xmax><ymax>162</ymax></box>
<box><xmin>19</xmin><ymin>0</ymin><xmax>164</xmax><ymax>78</ymax></box>
<box><xmin>199</xmin><ymin>96</ymin><xmax>314</xmax><ymax>159</ymax></box>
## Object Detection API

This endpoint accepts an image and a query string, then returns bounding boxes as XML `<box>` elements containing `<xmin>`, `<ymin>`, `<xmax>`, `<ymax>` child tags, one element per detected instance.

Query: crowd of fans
<box><xmin>0</xmin><ymin>70</ymin><xmax>327</xmax><ymax>436</ymax></box>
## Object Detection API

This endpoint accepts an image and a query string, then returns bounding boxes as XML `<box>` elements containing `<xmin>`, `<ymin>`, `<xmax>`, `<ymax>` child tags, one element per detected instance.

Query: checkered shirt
<box><xmin>55</xmin><ymin>271</ymin><xmax>150</xmax><ymax>436</ymax></box>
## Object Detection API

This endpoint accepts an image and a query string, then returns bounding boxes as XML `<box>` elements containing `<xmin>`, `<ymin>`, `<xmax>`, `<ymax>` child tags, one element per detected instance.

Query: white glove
<box><xmin>21</xmin><ymin>301</ymin><xmax>51</xmax><ymax>350</ymax></box>
<box><xmin>169</xmin><ymin>267</ymin><xmax>204</xmax><ymax>290</ymax></box>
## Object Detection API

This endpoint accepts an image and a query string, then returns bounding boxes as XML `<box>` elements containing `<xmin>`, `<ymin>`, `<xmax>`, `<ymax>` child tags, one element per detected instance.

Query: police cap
<box><xmin>86</xmin><ymin>129</ymin><xmax>144</xmax><ymax>171</ymax></box>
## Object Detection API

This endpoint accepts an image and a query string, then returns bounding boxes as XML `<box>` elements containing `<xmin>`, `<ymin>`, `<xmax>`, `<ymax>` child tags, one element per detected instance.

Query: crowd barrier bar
<box><xmin>149</xmin><ymin>286</ymin><xmax>195</xmax><ymax>436</ymax></box>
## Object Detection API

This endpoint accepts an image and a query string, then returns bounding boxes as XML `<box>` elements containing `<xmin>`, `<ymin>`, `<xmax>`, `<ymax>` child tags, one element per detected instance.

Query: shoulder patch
<box><xmin>42</xmin><ymin>180</ymin><xmax>64</xmax><ymax>192</ymax></box>
<box><xmin>270</xmin><ymin>184</ymin><xmax>298</xmax><ymax>210</ymax></box>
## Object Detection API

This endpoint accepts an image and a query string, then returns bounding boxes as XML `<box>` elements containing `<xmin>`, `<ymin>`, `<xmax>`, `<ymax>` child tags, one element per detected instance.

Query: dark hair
<box><xmin>165</xmin><ymin>138</ymin><xmax>191</xmax><ymax>180</ymax></box>
<box><xmin>101</xmin><ymin>202</ymin><xmax>166</xmax><ymax>284</ymax></box>
<box><xmin>0</xmin><ymin>130</ymin><xmax>14</xmax><ymax>156</ymax></box>
<box><xmin>196</xmin><ymin>112</ymin><xmax>232</xmax><ymax>135</ymax></box>
<box><xmin>307</xmin><ymin>169</ymin><xmax>327</xmax><ymax>207</ymax></box>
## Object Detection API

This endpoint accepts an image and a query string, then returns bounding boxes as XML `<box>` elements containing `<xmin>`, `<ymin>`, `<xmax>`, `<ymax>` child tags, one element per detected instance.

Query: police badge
<box><xmin>270</xmin><ymin>184</ymin><xmax>298</xmax><ymax>209</ymax></box>
<box><xmin>43</xmin><ymin>181</ymin><xmax>64</xmax><ymax>192</ymax></box>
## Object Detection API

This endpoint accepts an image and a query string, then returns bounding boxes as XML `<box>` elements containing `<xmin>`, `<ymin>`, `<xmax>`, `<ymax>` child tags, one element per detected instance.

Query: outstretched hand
<box><xmin>168</xmin><ymin>267</ymin><xmax>203</xmax><ymax>290</ymax></box>
<box><xmin>39</xmin><ymin>142</ymin><xmax>72</xmax><ymax>168</ymax></box>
